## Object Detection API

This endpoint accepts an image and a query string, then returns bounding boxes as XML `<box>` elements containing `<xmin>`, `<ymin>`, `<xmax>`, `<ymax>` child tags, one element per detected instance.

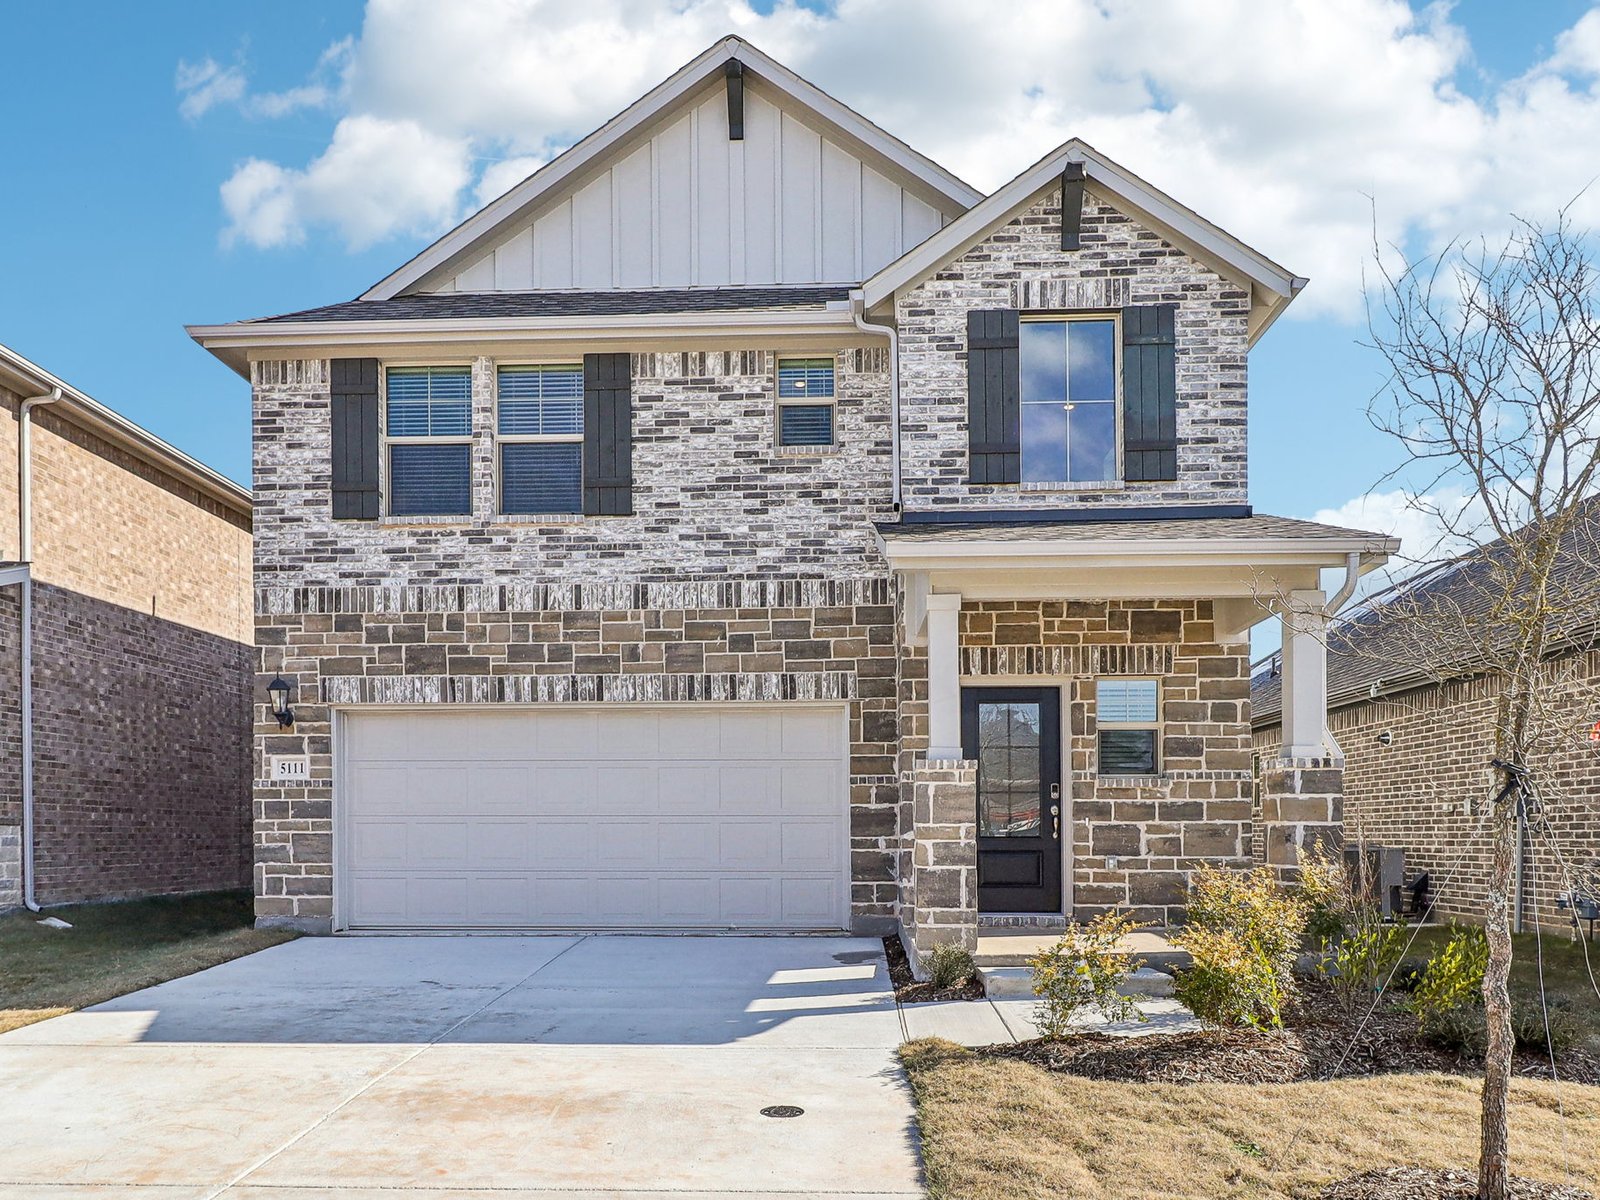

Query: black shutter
<box><xmin>966</xmin><ymin>309</ymin><xmax>1020</xmax><ymax>484</ymax></box>
<box><xmin>1121</xmin><ymin>305</ymin><xmax>1177</xmax><ymax>482</ymax></box>
<box><xmin>330</xmin><ymin>358</ymin><xmax>380</xmax><ymax>520</ymax></box>
<box><xmin>583</xmin><ymin>352</ymin><xmax>633</xmax><ymax>516</ymax></box>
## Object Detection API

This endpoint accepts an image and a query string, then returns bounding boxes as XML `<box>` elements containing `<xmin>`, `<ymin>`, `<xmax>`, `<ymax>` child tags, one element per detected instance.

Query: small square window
<box><xmin>777</xmin><ymin>357</ymin><xmax>836</xmax><ymax>448</ymax></box>
<box><xmin>1096</xmin><ymin>678</ymin><xmax>1159</xmax><ymax>775</ymax></box>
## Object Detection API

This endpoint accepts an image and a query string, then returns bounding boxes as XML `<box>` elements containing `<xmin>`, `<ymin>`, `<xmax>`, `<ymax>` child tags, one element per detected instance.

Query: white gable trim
<box><xmin>860</xmin><ymin>139</ymin><xmax>1308</xmax><ymax>345</ymax></box>
<box><xmin>362</xmin><ymin>37</ymin><xmax>983</xmax><ymax>303</ymax></box>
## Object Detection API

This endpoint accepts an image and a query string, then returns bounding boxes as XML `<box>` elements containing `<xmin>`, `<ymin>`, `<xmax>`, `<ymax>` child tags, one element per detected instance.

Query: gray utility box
<box><xmin>1344</xmin><ymin>845</ymin><xmax>1408</xmax><ymax>920</ymax></box>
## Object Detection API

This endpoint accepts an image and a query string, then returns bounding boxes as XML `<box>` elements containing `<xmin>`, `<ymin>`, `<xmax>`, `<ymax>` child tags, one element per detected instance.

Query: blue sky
<box><xmin>1</xmin><ymin>0</ymin><xmax>1597</xmax><ymax>546</ymax></box>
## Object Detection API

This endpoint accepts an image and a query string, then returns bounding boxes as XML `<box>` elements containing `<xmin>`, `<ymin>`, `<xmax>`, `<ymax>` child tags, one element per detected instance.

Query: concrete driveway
<box><xmin>0</xmin><ymin>935</ymin><xmax>923</xmax><ymax>1199</ymax></box>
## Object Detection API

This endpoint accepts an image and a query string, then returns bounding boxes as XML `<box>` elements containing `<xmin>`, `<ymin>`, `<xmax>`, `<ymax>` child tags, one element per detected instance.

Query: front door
<box><xmin>960</xmin><ymin>687</ymin><xmax>1062</xmax><ymax>913</ymax></box>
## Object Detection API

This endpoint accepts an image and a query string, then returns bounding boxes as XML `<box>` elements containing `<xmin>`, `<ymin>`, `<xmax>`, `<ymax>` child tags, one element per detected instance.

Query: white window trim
<box><xmin>380</xmin><ymin>362</ymin><xmax>474</xmax><ymax>518</ymax></box>
<box><xmin>1018</xmin><ymin>312</ymin><xmax>1122</xmax><ymax>487</ymax></box>
<box><xmin>494</xmin><ymin>363</ymin><xmax>585</xmax><ymax>517</ymax></box>
<box><xmin>1094</xmin><ymin>675</ymin><xmax>1161</xmax><ymax>776</ymax></box>
<box><xmin>774</xmin><ymin>353</ymin><xmax>839</xmax><ymax>452</ymax></box>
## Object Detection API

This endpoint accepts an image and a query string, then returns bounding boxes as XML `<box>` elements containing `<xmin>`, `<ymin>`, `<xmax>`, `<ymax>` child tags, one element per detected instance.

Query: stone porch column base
<box><xmin>900</xmin><ymin>758</ymin><xmax>978</xmax><ymax>965</ymax></box>
<box><xmin>1256</xmin><ymin>755</ymin><xmax>1344</xmax><ymax>880</ymax></box>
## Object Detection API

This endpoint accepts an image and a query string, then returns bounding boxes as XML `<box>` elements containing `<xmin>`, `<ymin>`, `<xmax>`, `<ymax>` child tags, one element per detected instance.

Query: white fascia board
<box><xmin>0</xmin><ymin>343</ymin><xmax>251</xmax><ymax>517</ymax></box>
<box><xmin>187</xmin><ymin>308</ymin><xmax>861</xmax><ymax>377</ymax></box>
<box><xmin>361</xmin><ymin>37</ymin><xmax>982</xmax><ymax>303</ymax></box>
<box><xmin>861</xmin><ymin>139</ymin><xmax>1303</xmax><ymax>342</ymax></box>
<box><xmin>878</xmin><ymin>535</ymin><xmax>1397</xmax><ymax>571</ymax></box>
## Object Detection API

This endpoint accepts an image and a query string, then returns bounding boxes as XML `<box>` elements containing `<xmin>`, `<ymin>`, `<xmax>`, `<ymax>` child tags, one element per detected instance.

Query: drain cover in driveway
<box><xmin>760</xmin><ymin>1105</ymin><xmax>805</xmax><ymax>1118</ymax></box>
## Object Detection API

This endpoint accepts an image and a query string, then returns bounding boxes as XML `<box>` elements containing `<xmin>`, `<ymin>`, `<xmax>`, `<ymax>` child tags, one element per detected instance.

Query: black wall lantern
<box><xmin>267</xmin><ymin>674</ymin><xmax>295</xmax><ymax>729</ymax></box>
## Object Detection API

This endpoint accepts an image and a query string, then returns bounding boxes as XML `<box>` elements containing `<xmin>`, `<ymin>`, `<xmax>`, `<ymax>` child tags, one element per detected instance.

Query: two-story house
<box><xmin>190</xmin><ymin>38</ymin><xmax>1396</xmax><ymax>957</ymax></box>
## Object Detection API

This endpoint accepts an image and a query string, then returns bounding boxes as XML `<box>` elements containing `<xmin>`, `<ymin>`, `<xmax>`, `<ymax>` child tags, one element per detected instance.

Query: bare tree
<box><xmin>1364</xmin><ymin>211</ymin><xmax>1600</xmax><ymax>1199</ymax></box>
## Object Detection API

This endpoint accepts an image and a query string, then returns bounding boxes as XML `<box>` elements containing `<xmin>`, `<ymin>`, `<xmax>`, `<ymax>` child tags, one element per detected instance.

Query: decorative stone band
<box><xmin>252</xmin><ymin>359</ymin><xmax>329</xmax><ymax>388</ymax></box>
<box><xmin>1012</xmin><ymin>275</ymin><xmax>1132</xmax><ymax>311</ymax></box>
<box><xmin>259</xmin><ymin>576</ymin><xmax>892</xmax><ymax>617</ymax></box>
<box><xmin>1071</xmin><ymin>768</ymin><xmax>1254</xmax><ymax>783</ymax></box>
<box><xmin>961</xmin><ymin>644</ymin><xmax>1175</xmax><ymax>678</ymax></box>
<box><xmin>320</xmin><ymin>670</ymin><xmax>858</xmax><ymax>706</ymax></box>
<box><xmin>630</xmin><ymin>346</ymin><xmax>888</xmax><ymax>379</ymax></box>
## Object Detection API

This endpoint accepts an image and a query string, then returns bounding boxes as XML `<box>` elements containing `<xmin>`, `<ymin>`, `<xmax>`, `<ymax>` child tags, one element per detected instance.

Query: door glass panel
<box><xmin>977</xmin><ymin>702</ymin><xmax>1042</xmax><ymax>837</ymax></box>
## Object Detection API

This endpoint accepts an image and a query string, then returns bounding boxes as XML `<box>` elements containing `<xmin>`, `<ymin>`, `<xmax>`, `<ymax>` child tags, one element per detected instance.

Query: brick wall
<box><xmin>254</xmin><ymin>579</ymin><xmax>901</xmax><ymax>932</ymax></box>
<box><xmin>26</xmin><ymin>581</ymin><xmax>252</xmax><ymax>903</ymax></box>
<box><xmin>252</xmin><ymin>348</ymin><xmax>894</xmax><ymax>588</ymax></box>
<box><xmin>1255</xmin><ymin>650</ymin><xmax>1600</xmax><ymax>930</ymax></box>
<box><xmin>895</xmin><ymin>187</ymin><xmax>1251</xmax><ymax>513</ymax></box>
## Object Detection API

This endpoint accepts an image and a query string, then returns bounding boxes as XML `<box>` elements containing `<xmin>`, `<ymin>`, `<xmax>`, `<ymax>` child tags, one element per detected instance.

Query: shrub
<box><xmin>1423</xmin><ymin>1001</ymin><xmax>1488</xmax><ymax>1058</ymax></box>
<box><xmin>1027</xmin><ymin>912</ymin><xmax>1147</xmax><ymax>1039</ymax></box>
<box><xmin>1512</xmin><ymin>996</ymin><xmax>1580</xmax><ymax>1056</ymax></box>
<box><xmin>1183</xmin><ymin>866</ymin><xmax>1310</xmax><ymax>986</ymax></box>
<box><xmin>921</xmin><ymin>942</ymin><xmax>976</xmax><ymax>991</ymax></box>
<box><xmin>1317</xmin><ymin>923</ymin><xmax>1411</xmax><ymax>1015</ymax></box>
<box><xmin>1172</xmin><ymin>925</ymin><xmax>1288</xmax><ymax>1029</ymax></box>
<box><xmin>1411</xmin><ymin>926</ymin><xmax>1488</xmax><ymax>1038</ymax></box>
<box><xmin>1297</xmin><ymin>849</ymin><xmax>1353</xmax><ymax>944</ymax></box>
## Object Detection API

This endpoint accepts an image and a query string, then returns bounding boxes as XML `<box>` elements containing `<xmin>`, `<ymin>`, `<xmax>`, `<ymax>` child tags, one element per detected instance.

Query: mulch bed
<box><xmin>982</xmin><ymin>979</ymin><xmax>1600</xmax><ymax>1086</ymax></box>
<box><xmin>1320</xmin><ymin>1167</ymin><xmax>1593</xmax><ymax>1199</ymax></box>
<box><xmin>881</xmin><ymin>936</ymin><xmax>985</xmax><ymax>1003</ymax></box>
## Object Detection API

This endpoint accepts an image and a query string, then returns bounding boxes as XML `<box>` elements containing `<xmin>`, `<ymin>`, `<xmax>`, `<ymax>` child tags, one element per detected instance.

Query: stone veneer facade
<box><xmin>249</xmin><ymin>183</ymin><xmax>1296</xmax><ymax>939</ymax></box>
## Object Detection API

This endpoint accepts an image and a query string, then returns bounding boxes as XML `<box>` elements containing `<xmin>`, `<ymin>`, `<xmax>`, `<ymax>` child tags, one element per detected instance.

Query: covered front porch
<box><xmin>879</xmin><ymin>512</ymin><xmax>1396</xmax><ymax>958</ymax></box>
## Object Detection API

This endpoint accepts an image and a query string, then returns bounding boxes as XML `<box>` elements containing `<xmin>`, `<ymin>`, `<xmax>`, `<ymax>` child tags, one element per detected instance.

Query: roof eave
<box><xmin>878</xmin><ymin>534</ymin><xmax>1397</xmax><ymax>570</ymax></box>
<box><xmin>861</xmin><ymin>139</ymin><xmax>1304</xmax><ymax>334</ymax></box>
<box><xmin>0</xmin><ymin>343</ymin><xmax>251</xmax><ymax>517</ymax></box>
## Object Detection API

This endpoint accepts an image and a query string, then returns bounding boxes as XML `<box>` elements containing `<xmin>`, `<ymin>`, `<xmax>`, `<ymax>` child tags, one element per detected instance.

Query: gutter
<box><xmin>850</xmin><ymin>291</ymin><xmax>901</xmax><ymax>513</ymax></box>
<box><xmin>14</xmin><ymin>386</ymin><xmax>61</xmax><ymax>913</ymax></box>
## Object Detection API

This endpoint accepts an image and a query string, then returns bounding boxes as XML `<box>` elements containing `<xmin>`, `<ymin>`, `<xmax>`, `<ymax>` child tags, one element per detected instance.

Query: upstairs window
<box><xmin>385</xmin><ymin>366</ymin><xmax>472</xmax><ymax>516</ymax></box>
<box><xmin>1020</xmin><ymin>317</ymin><xmax>1117</xmax><ymax>484</ymax></box>
<box><xmin>1096</xmin><ymin>678</ymin><xmax>1159</xmax><ymax>775</ymax></box>
<box><xmin>776</xmin><ymin>357</ymin><xmax>835</xmax><ymax>447</ymax></box>
<box><xmin>498</xmin><ymin>365</ymin><xmax>584</xmax><ymax>514</ymax></box>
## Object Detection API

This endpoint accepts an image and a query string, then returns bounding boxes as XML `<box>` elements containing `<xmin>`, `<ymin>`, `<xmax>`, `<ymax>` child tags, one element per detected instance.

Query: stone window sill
<box><xmin>379</xmin><ymin>513</ymin><xmax>590</xmax><ymax>528</ymax></box>
<box><xmin>1018</xmin><ymin>479</ymin><xmax>1124</xmax><ymax>493</ymax></box>
<box><xmin>1094</xmin><ymin>773</ymin><xmax>1170</xmax><ymax>786</ymax></box>
<box><xmin>774</xmin><ymin>444</ymin><xmax>842</xmax><ymax>457</ymax></box>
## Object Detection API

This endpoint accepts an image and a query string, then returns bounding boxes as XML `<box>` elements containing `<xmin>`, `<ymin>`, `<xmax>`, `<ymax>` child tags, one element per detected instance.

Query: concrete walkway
<box><xmin>901</xmin><ymin>993</ymin><xmax>1201</xmax><ymax>1045</ymax></box>
<box><xmin>0</xmin><ymin>935</ymin><xmax>923</xmax><ymax>1200</ymax></box>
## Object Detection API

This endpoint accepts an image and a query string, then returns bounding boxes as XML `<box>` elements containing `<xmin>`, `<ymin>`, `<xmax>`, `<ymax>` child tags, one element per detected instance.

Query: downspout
<box><xmin>851</xmin><ymin>292</ymin><xmax>901</xmax><ymax>514</ymax></box>
<box><xmin>16</xmin><ymin>387</ymin><xmax>61</xmax><ymax>912</ymax></box>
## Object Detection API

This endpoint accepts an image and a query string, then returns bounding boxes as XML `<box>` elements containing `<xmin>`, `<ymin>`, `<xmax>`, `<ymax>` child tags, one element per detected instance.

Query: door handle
<box><xmin>1050</xmin><ymin>803</ymin><xmax>1060</xmax><ymax>840</ymax></box>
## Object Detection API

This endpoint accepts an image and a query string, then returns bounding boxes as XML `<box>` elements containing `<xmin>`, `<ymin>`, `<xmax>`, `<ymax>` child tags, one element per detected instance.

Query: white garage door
<box><xmin>338</xmin><ymin>705</ymin><xmax>849</xmax><ymax>930</ymax></box>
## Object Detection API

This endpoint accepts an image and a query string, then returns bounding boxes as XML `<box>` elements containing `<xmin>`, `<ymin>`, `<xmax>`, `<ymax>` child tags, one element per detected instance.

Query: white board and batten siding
<box><xmin>438</xmin><ymin>83</ymin><xmax>959</xmax><ymax>293</ymax></box>
<box><xmin>338</xmin><ymin>704</ymin><xmax>851</xmax><ymax>931</ymax></box>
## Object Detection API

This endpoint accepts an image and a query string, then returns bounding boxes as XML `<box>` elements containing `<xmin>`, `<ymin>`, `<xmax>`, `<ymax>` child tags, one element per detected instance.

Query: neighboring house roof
<box><xmin>1252</xmin><ymin>500</ymin><xmax>1600</xmax><ymax>726</ymax></box>
<box><xmin>859</xmin><ymin>137</ymin><xmax>1307</xmax><ymax>345</ymax></box>
<box><xmin>360</xmin><ymin>36</ymin><xmax>984</xmax><ymax>303</ymax></box>
<box><xmin>0</xmin><ymin>341</ymin><xmax>251</xmax><ymax>520</ymax></box>
<box><xmin>249</xmin><ymin>286</ymin><xmax>854</xmax><ymax>324</ymax></box>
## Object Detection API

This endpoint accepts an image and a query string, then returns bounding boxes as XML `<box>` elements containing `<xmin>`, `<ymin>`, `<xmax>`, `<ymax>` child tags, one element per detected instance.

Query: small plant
<box><xmin>920</xmin><ymin>942</ymin><xmax>976</xmax><ymax>990</ymax></box>
<box><xmin>1183</xmin><ymin>865</ymin><xmax>1310</xmax><ymax>987</ymax></box>
<box><xmin>1411</xmin><ymin>925</ymin><xmax>1489</xmax><ymax>1038</ymax></box>
<box><xmin>1172</xmin><ymin>924</ymin><xmax>1288</xmax><ymax>1029</ymax></box>
<box><xmin>1317</xmin><ymin>922</ymin><xmax>1410</xmax><ymax>1015</ymax></box>
<box><xmin>1512</xmin><ymin>996</ymin><xmax>1579</xmax><ymax>1056</ymax></box>
<box><xmin>1027</xmin><ymin>912</ymin><xmax>1147</xmax><ymax>1039</ymax></box>
<box><xmin>1296</xmin><ymin>848</ymin><xmax>1353</xmax><ymax>944</ymax></box>
<box><xmin>1422</xmin><ymin>1001</ymin><xmax>1489</xmax><ymax>1058</ymax></box>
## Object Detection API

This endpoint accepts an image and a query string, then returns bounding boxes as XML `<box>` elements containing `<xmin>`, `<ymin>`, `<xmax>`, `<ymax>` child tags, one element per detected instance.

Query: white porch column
<box><xmin>1280</xmin><ymin>588</ymin><xmax>1330</xmax><ymax>759</ymax></box>
<box><xmin>925</xmin><ymin>592</ymin><xmax>963</xmax><ymax>760</ymax></box>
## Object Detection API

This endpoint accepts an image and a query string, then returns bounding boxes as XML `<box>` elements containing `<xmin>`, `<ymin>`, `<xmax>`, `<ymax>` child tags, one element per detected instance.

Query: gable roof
<box><xmin>860</xmin><ymin>138</ymin><xmax>1307</xmax><ymax>345</ymax></box>
<box><xmin>361</xmin><ymin>36</ymin><xmax>984</xmax><ymax>303</ymax></box>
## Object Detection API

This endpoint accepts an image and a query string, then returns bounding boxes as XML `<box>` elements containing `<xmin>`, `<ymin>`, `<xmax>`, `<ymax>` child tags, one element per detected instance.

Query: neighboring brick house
<box><xmin>0</xmin><ymin>342</ymin><xmax>253</xmax><ymax>911</ymax></box>
<box><xmin>189</xmin><ymin>37</ymin><xmax>1394</xmax><ymax>953</ymax></box>
<box><xmin>1253</xmin><ymin>506</ymin><xmax>1600</xmax><ymax>931</ymax></box>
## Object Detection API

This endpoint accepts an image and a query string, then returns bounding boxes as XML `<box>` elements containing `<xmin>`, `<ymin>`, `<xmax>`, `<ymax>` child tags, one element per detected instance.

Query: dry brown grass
<box><xmin>0</xmin><ymin>890</ymin><xmax>296</xmax><ymax>1035</ymax></box>
<box><xmin>901</xmin><ymin>1038</ymin><xmax>1600</xmax><ymax>1200</ymax></box>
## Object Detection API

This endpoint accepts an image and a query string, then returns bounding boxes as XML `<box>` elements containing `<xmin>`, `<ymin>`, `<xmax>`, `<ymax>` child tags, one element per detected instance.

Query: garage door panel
<box><xmin>342</xmin><ymin>706</ymin><xmax>847</xmax><ymax>930</ymax></box>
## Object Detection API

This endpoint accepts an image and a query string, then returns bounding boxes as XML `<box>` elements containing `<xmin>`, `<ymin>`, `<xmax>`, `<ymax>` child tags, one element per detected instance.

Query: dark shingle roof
<box><xmin>1252</xmin><ymin>500</ymin><xmax>1600</xmax><ymax>726</ymax></box>
<box><xmin>878</xmin><ymin>513</ymin><xmax>1390</xmax><ymax>544</ymax></box>
<box><xmin>249</xmin><ymin>286</ymin><xmax>854</xmax><ymax>324</ymax></box>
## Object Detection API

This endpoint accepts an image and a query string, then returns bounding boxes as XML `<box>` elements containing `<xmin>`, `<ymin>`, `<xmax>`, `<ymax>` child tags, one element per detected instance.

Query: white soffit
<box><xmin>362</xmin><ymin>37</ymin><xmax>984</xmax><ymax>302</ymax></box>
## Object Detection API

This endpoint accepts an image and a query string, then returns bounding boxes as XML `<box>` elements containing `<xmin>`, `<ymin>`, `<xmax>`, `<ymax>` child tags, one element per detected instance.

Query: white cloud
<box><xmin>223</xmin><ymin>115</ymin><xmax>471</xmax><ymax>250</ymax></box>
<box><xmin>176</xmin><ymin>57</ymin><xmax>247</xmax><ymax>122</ymax></box>
<box><xmin>202</xmin><ymin>0</ymin><xmax>1600</xmax><ymax>291</ymax></box>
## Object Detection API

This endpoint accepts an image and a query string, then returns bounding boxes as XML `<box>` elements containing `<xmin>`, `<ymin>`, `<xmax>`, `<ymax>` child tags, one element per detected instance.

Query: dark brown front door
<box><xmin>961</xmin><ymin>687</ymin><xmax>1062</xmax><ymax>913</ymax></box>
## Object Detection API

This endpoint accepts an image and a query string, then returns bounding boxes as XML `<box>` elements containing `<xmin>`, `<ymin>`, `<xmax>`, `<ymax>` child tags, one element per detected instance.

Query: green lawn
<box><xmin>0</xmin><ymin>890</ymin><xmax>296</xmax><ymax>1034</ymax></box>
<box><xmin>1404</xmin><ymin>925</ymin><xmax>1600</xmax><ymax>1051</ymax></box>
